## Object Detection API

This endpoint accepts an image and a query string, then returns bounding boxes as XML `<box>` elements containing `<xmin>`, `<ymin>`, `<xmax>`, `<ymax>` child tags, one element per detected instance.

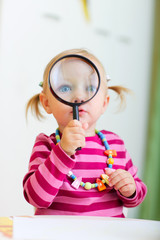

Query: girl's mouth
<box><xmin>71</xmin><ymin>108</ymin><xmax>87</xmax><ymax>115</ymax></box>
<box><xmin>79</xmin><ymin>109</ymin><xmax>85</xmax><ymax>113</ymax></box>
<box><xmin>78</xmin><ymin>109</ymin><xmax>87</xmax><ymax>116</ymax></box>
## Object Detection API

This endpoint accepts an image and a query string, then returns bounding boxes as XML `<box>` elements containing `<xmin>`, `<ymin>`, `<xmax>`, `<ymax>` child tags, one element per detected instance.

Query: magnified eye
<box><xmin>86</xmin><ymin>85</ymin><xmax>97</xmax><ymax>93</ymax></box>
<box><xmin>58</xmin><ymin>85</ymin><xmax>72</xmax><ymax>93</ymax></box>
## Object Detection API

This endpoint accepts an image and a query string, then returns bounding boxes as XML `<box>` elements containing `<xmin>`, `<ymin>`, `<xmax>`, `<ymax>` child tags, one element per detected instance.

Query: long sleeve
<box><xmin>23</xmin><ymin>130</ymin><xmax>147</xmax><ymax>217</ymax></box>
<box><xmin>116</xmin><ymin>150</ymin><xmax>147</xmax><ymax>207</ymax></box>
<box><xmin>23</xmin><ymin>133</ymin><xmax>76</xmax><ymax>208</ymax></box>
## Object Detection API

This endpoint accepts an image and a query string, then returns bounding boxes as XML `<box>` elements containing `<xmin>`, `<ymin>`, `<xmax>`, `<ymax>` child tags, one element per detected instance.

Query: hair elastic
<box><xmin>39</xmin><ymin>81</ymin><xmax>43</xmax><ymax>88</ymax></box>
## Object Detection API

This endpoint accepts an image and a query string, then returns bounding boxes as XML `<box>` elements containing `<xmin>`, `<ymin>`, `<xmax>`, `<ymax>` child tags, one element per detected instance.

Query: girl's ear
<box><xmin>102</xmin><ymin>95</ymin><xmax>110</xmax><ymax>114</ymax></box>
<box><xmin>39</xmin><ymin>92</ymin><xmax>52</xmax><ymax>114</ymax></box>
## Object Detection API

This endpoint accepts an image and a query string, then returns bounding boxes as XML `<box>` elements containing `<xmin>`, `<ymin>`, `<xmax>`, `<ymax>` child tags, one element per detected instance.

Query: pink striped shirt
<box><xmin>23</xmin><ymin>130</ymin><xmax>147</xmax><ymax>217</ymax></box>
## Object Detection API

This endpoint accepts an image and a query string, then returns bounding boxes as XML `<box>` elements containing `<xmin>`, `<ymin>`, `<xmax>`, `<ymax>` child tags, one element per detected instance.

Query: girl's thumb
<box><xmin>105</xmin><ymin>168</ymin><xmax>115</xmax><ymax>175</ymax></box>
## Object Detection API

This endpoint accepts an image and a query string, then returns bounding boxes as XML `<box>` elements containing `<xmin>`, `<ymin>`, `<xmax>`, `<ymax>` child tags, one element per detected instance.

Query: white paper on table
<box><xmin>13</xmin><ymin>216</ymin><xmax>160</xmax><ymax>240</ymax></box>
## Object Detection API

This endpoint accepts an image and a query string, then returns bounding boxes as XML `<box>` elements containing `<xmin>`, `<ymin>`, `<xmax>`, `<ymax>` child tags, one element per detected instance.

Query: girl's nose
<box><xmin>72</xmin><ymin>96</ymin><xmax>85</xmax><ymax>103</ymax></box>
<box><xmin>71</xmin><ymin>86</ymin><xmax>88</xmax><ymax>103</ymax></box>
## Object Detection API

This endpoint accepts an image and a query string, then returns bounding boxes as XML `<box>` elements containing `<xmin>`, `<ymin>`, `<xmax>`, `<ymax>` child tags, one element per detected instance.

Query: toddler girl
<box><xmin>23</xmin><ymin>49</ymin><xmax>147</xmax><ymax>217</ymax></box>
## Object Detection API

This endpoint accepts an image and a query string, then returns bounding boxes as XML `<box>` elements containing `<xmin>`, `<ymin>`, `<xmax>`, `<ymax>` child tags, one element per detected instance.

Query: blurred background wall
<box><xmin>0</xmin><ymin>0</ymin><xmax>155</xmax><ymax>218</ymax></box>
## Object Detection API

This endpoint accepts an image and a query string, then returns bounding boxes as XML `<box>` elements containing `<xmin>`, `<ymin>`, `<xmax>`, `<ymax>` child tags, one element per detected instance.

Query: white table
<box><xmin>1</xmin><ymin>216</ymin><xmax>160</xmax><ymax>240</ymax></box>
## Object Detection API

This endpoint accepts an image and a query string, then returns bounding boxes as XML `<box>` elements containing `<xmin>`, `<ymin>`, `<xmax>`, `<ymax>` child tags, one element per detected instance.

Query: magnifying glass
<box><xmin>48</xmin><ymin>54</ymin><xmax>101</xmax><ymax>121</ymax></box>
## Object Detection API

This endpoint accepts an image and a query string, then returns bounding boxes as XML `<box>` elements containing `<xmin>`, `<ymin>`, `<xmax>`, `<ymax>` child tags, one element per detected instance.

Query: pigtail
<box><xmin>108</xmin><ymin>85</ymin><xmax>132</xmax><ymax>110</ymax></box>
<box><xmin>26</xmin><ymin>93</ymin><xmax>44</xmax><ymax>120</ymax></box>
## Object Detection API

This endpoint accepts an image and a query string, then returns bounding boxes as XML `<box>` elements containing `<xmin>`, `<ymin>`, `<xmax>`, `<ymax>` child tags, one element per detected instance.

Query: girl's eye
<box><xmin>58</xmin><ymin>85</ymin><xmax>72</xmax><ymax>93</ymax></box>
<box><xmin>86</xmin><ymin>85</ymin><xmax>96</xmax><ymax>92</ymax></box>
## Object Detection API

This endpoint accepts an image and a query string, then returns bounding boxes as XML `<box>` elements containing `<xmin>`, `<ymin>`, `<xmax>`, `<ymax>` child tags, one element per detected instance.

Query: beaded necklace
<box><xmin>55</xmin><ymin>128</ymin><xmax>117</xmax><ymax>192</ymax></box>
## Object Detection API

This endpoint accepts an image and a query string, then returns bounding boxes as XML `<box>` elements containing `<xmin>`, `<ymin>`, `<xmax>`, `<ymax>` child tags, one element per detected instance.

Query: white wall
<box><xmin>0</xmin><ymin>0</ymin><xmax>154</xmax><ymax>218</ymax></box>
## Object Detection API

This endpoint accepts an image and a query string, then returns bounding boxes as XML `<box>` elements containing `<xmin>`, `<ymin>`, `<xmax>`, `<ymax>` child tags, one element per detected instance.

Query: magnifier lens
<box><xmin>49</xmin><ymin>57</ymin><xmax>99</xmax><ymax>104</ymax></box>
<box><xmin>48</xmin><ymin>55</ymin><xmax>100</xmax><ymax>151</ymax></box>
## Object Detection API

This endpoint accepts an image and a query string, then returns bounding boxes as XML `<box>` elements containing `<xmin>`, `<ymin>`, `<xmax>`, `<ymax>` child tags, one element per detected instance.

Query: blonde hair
<box><xmin>26</xmin><ymin>48</ymin><xmax>131</xmax><ymax>119</ymax></box>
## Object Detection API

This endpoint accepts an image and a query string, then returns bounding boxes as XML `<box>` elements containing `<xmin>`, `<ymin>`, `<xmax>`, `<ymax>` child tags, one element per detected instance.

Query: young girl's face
<box><xmin>40</xmin><ymin>57</ymin><xmax>109</xmax><ymax>136</ymax></box>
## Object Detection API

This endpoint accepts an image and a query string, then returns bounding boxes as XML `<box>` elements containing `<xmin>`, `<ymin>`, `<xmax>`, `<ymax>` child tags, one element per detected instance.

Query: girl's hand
<box><xmin>105</xmin><ymin>169</ymin><xmax>136</xmax><ymax>198</ymax></box>
<box><xmin>60</xmin><ymin>120</ymin><xmax>88</xmax><ymax>156</ymax></box>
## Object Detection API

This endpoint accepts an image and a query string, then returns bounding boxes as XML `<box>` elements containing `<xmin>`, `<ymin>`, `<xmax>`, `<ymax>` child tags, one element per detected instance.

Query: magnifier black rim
<box><xmin>48</xmin><ymin>54</ymin><xmax>101</xmax><ymax>107</ymax></box>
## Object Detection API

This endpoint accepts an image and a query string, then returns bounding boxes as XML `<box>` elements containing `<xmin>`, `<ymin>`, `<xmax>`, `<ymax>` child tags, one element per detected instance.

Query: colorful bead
<box><xmin>55</xmin><ymin>129</ymin><xmax>61</xmax><ymax>143</ymax></box>
<box><xmin>71</xmin><ymin>174</ymin><xmax>77</xmax><ymax>180</ymax></box>
<box><xmin>67</xmin><ymin>171</ymin><xmax>73</xmax><ymax>177</ymax></box>
<box><xmin>104</xmin><ymin>142</ymin><xmax>110</xmax><ymax>150</ymax></box>
<box><xmin>96</xmin><ymin>178</ymin><xmax>107</xmax><ymax>191</ymax></box>
<box><xmin>108</xmin><ymin>164</ymin><xmax>113</xmax><ymax>168</ymax></box>
<box><xmin>56</xmin><ymin>135</ymin><xmax>60</xmax><ymax>140</ymax></box>
<box><xmin>107</xmin><ymin>158</ymin><xmax>114</xmax><ymax>165</ymax></box>
<box><xmin>91</xmin><ymin>183</ymin><xmax>98</xmax><ymax>188</ymax></box>
<box><xmin>84</xmin><ymin>182</ymin><xmax>92</xmax><ymax>190</ymax></box>
<box><xmin>80</xmin><ymin>182</ymin><xmax>85</xmax><ymax>187</ymax></box>
<box><xmin>104</xmin><ymin>150</ymin><xmax>117</xmax><ymax>157</ymax></box>
<box><xmin>101</xmin><ymin>174</ymin><xmax>109</xmax><ymax>185</ymax></box>
<box><xmin>71</xmin><ymin>177</ymin><xmax>82</xmax><ymax>189</ymax></box>
<box><xmin>101</xmin><ymin>174</ymin><xmax>109</xmax><ymax>179</ymax></box>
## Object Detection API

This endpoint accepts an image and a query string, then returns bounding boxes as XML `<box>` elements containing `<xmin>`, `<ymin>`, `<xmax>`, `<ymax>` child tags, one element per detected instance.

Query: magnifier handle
<box><xmin>73</xmin><ymin>105</ymin><xmax>79</xmax><ymax>121</ymax></box>
<box><xmin>73</xmin><ymin>105</ymin><xmax>81</xmax><ymax>151</ymax></box>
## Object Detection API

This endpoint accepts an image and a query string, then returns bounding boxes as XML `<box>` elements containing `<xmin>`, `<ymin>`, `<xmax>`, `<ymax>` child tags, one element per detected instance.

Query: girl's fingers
<box><xmin>67</xmin><ymin>121</ymin><xmax>86</xmax><ymax>137</ymax></box>
<box><xmin>113</xmin><ymin>177</ymin><xmax>133</xmax><ymax>190</ymax></box>
<box><xmin>118</xmin><ymin>184</ymin><xmax>136</xmax><ymax>198</ymax></box>
<box><xmin>119</xmin><ymin>184</ymin><xmax>135</xmax><ymax>193</ymax></box>
<box><xmin>67</xmin><ymin>119</ymin><xmax>82</xmax><ymax>127</ymax></box>
<box><xmin>108</xmin><ymin>170</ymin><xmax>128</xmax><ymax>185</ymax></box>
<box><xmin>105</xmin><ymin>168</ymin><xmax>115</xmax><ymax>176</ymax></box>
<box><xmin>60</xmin><ymin>120</ymin><xmax>87</xmax><ymax>155</ymax></box>
<box><xmin>107</xmin><ymin>169</ymin><xmax>136</xmax><ymax>197</ymax></box>
<box><xmin>109</xmin><ymin>170</ymin><xmax>134</xmax><ymax>187</ymax></box>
